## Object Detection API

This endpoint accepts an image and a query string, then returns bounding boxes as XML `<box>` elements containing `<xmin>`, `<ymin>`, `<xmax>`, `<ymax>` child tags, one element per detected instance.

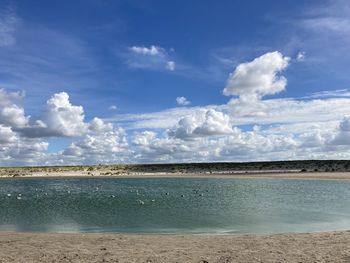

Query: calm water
<box><xmin>0</xmin><ymin>177</ymin><xmax>349</xmax><ymax>234</ymax></box>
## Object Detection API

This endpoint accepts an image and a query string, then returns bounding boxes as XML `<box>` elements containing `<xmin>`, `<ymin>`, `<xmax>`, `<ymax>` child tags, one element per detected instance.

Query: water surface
<box><xmin>0</xmin><ymin>177</ymin><xmax>349</xmax><ymax>234</ymax></box>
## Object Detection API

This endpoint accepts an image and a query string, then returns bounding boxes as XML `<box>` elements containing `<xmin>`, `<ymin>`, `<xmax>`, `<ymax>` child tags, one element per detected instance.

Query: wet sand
<box><xmin>0</xmin><ymin>231</ymin><xmax>349</xmax><ymax>262</ymax></box>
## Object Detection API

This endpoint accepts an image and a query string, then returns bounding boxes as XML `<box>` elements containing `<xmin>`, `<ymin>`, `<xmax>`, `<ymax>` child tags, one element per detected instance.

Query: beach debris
<box><xmin>181</xmin><ymin>194</ymin><xmax>185</xmax><ymax>197</ymax></box>
<box><xmin>137</xmin><ymin>199</ymin><xmax>145</xmax><ymax>205</ymax></box>
<box><xmin>67</xmin><ymin>190</ymin><xmax>71</xmax><ymax>194</ymax></box>
<box><xmin>17</xmin><ymin>196</ymin><xmax>22</xmax><ymax>200</ymax></box>
<box><xmin>165</xmin><ymin>192</ymin><xmax>169</xmax><ymax>195</ymax></box>
<box><xmin>111</xmin><ymin>195</ymin><xmax>115</xmax><ymax>198</ymax></box>
<box><xmin>151</xmin><ymin>199</ymin><xmax>155</xmax><ymax>202</ymax></box>
<box><xmin>18</xmin><ymin>193</ymin><xmax>22</xmax><ymax>196</ymax></box>
<box><xmin>199</xmin><ymin>193</ymin><xmax>203</xmax><ymax>197</ymax></box>
<box><xmin>6</xmin><ymin>193</ymin><xmax>11</xmax><ymax>197</ymax></box>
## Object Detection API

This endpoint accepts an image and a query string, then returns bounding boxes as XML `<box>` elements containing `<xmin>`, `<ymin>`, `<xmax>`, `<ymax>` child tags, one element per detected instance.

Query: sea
<box><xmin>0</xmin><ymin>177</ymin><xmax>349</xmax><ymax>234</ymax></box>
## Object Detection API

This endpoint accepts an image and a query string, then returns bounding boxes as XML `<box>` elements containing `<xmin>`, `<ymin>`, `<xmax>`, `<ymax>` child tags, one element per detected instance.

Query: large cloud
<box><xmin>19</xmin><ymin>92</ymin><xmax>87</xmax><ymax>138</ymax></box>
<box><xmin>0</xmin><ymin>90</ymin><xmax>129</xmax><ymax>166</ymax></box>
<box><xmin>223</xmin><ymin>51</ymin><xmax>289</xmax><ymax>101</ymax></box>
<box><xmin>170</xmin><ymin>109</ymin><xmax>236</xmax><ymax>139</ymax></box>
<box><xmin>0</xmin><ymin>89</ymin><xmax>28</xmax><ymax>128</ymax></box>
<box><xmin>223</xmin><ymin>51</ymin><xmax>290</xmax><ymax>117</ymax></box>
<box><xmin>132</xmin><ymin>126</ymin><xmax>300</xmax><ymax>163</ymax></box>
<box><xmin>223</xmin><ymin>51</ymin><xmax>290</xmax><ymax>116</ymax></box>
<box><xmin>332</xmin><ymin>117</ymin><xmax>350</xmax><ymax>145</ymax></box>
<box><xmin>44</xmin><ymin>92</ymin><xmax>87</xmax><ymax>136</ymax></box>
<box><xmin>0</xmin><ymin>125</ymin><xmax>17</xmax><ymax>144</ymax></box>
<box><xmin>0</xmin><ymin>89</ymin><xmax>50</xmax><ymax>165</ymax></box>
<box><xmin>63</xmin><ymin>118</ymin><xmax>129</xmax><ymax>164</ymax></box>
<box><xmin>0</xmin><ymin>135</ymin><xmax>49</xmax><ymax>166</ymax></box>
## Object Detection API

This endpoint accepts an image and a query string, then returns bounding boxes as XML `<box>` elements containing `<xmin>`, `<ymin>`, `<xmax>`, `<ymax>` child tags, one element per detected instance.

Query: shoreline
<box><xmin>1</xmin><ymin>230</ymin><xmax>349</xmax><ymax>262</ymax></box>
<box><xmin>1</xmin><ymin>171</ymin><xmax>350</xmax><ymax>180</ymax></box>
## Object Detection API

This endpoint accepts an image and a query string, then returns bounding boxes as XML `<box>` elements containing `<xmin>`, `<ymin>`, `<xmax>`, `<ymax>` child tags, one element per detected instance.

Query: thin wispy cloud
<box><xmin>165</xmin><ymin>60</ymin><xmax>175</xmax><ymax>71</ymax></box>
<box><xmin>0</xmin><ymin>7</ymin><xmax>17</xmax><ymax>47</ymax></box>
<box><xmin>296</xmin><ymin>51</ymin><xmax>305</xmax><ymax>61</ymax></box>
<box><xmin>109</xmin><ymin>105</ymin><xmax>118</xmax><ymax>111</ymax></box>
<box><xmin>123</xmin><ymin>45</ymin><xmax>176</xmax><ymax>71</ymax></box>
<box><xmin>305</xmin><ymin>89</ymin><xmax>350</xmax><ymax>99</ymax></box>
<box><xmin>300</xmin><ymin>0</ymin><xmax>350</xmax><ymax>36</ymax></box>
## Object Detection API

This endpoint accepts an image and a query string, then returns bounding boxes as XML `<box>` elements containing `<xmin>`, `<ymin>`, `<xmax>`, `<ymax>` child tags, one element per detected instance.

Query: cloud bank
<box><xmin>1</xmin><ymin>51</ymin><xmax>350</xmax><ymax>166</ymax></box>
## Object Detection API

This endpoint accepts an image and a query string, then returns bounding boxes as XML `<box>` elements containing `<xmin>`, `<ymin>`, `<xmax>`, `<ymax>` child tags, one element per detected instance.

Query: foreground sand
<box><xmin>0</xmin><ymin>231</ymin><xmax>349</xmax><ymax>262</ymax></box>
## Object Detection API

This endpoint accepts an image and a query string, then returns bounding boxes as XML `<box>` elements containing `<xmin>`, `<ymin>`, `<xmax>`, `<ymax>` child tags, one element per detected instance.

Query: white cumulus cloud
<box><xmin>170</xmin><ymin>109</ymin><xmax>235</xmax><ymax>140</ymax></box>
<box><xmin>2</xmin><ymin>47</ymin><xmax>350</xmax><ymax>165</ymax></box>
<box><xmin>63</xmin><ymin>119</ymin><xmax>129</xmax><ymax>164</ymax></box>
<box><xmin>176</xmin><ymin>96</ymin><xmax>190</xmax><ymax>106</ymax></box>
<box><xmin>129</xmin><ymin>45</ymin><xmax>163</xmax><ymax>56</ymax></box>
<box><xmin>19</xmin><ymin>92</ymin><xmax>87</xmax><ymax>138</ymax></box>
<box><xmin>0</xmin><ymin>125</ymin><xmax>17</xmax><ymax>144</ymax></box>
<box><xmin>223</xmin><ymin>51</ymin><xmax>290</xmax><ymax>100</ymax></box>
<box><xmin>44</xmin><ymin>92</ymin><xmax>87</xmax><ymax>137</ymax></box>
<box><xmin>332</xmin><ymin>116</ymin><xmax>350</xmax><ymax>145</ymax></box>
<box><xmin>0</xmin><ymin>88</ymin><xmax>28</xmax><ymax>128</ymax></box>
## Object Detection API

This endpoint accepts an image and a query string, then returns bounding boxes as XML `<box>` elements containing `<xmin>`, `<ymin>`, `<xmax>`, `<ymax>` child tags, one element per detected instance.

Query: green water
<box><xmin>0</xmin><ymin>177</ymin><xmax>349</xmax><ymax>234</ymax></box>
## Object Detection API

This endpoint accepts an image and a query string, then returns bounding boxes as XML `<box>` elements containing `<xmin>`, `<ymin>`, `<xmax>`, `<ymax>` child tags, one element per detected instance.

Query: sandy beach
<box><xmin>0</xmin><ymin>231</ymin><xmax>349</xmax><ymax>262</ymax></box>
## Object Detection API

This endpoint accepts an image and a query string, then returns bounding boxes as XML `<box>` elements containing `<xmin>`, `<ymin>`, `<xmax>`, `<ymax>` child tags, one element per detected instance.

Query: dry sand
<box><xmin>0</xmin><ymin>231</ymin><xmax>349</xmax><ymax>262</ymax></box>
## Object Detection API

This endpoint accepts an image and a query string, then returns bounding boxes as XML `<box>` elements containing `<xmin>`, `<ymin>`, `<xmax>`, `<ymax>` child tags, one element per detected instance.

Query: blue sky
<box><xmin>1</xmin><ymin>0</ymin><xmax>350</xmax><ymax>165</ymax></box>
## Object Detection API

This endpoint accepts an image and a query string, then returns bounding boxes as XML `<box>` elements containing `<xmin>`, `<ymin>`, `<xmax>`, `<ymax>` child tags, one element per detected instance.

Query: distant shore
<box><xmin>2</xmin><ymin>160</ymin><xmax>350</xmax><ymax>180</ymax></box>
<box><xmin>0</xmin><ymin>230</ymin><xmax>349</xmax><ymax>262</ymax></box>
<box><xmin>2</xmin><ymin>169</ymin><xmax>350</xmax><ymax>180</ymax></box>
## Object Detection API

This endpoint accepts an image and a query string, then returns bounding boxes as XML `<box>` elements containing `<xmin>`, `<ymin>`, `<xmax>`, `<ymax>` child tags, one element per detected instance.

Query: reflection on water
<box><xmin>0</xmin><ymin>177</ymin><xmax>350</xmax><ymax>234</ymax></box>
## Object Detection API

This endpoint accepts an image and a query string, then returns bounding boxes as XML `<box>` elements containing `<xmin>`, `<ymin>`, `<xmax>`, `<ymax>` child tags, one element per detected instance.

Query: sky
<box><xmin>1</xmin><ymin>0</ymin><xmax>350</xmax><ymax>166</ymax></box>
